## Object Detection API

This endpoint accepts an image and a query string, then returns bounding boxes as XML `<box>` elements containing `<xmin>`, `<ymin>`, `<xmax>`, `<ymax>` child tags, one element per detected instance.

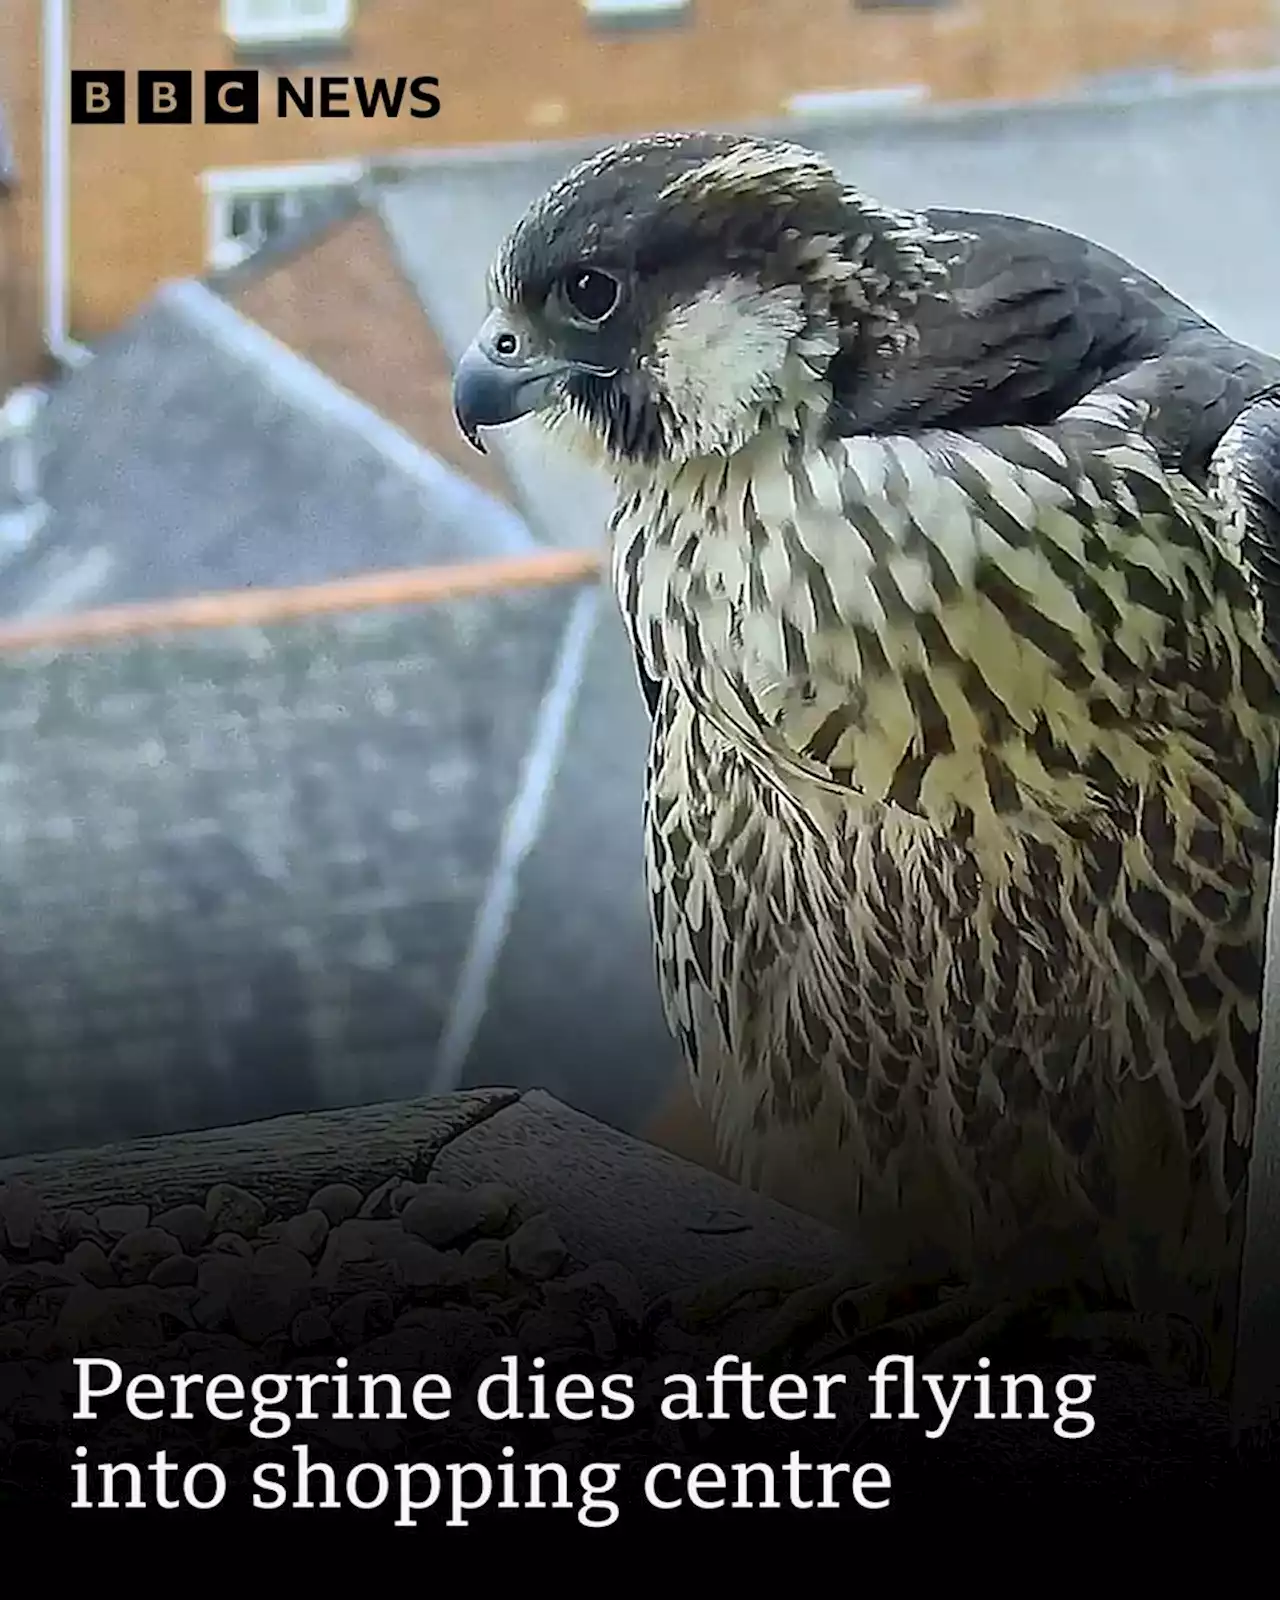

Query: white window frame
<box><xmin>582</xmin><ymin>0</ymin><xmax>688</xmax><ymax>17</ymax></box>
<box><xmin>202</xmin><ymin>159</ymin><xmax>363</xmax><ymax>270</ymax></box>
<box><xmin>222</xmin><ymin>0</ymin><xmax>353</xmax><ymax>48</ymax></box>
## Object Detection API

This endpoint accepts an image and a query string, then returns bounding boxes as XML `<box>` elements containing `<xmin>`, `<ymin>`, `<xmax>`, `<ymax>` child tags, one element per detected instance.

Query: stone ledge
<box><xmin>0</xmin><ymin>1087</ymin><xmax>851</xmax><ymax>1295</ymax></box>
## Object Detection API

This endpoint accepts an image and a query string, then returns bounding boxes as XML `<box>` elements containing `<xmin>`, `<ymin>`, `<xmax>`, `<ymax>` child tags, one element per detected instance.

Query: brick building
<box><xmin>0</xmin><ymin>0</ymin><xmax>1276</xmax><ymax>394</ymax></box>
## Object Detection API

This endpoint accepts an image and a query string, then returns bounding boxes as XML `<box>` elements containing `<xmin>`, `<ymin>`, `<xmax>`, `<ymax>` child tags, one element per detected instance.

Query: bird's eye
<box><xmin>561</xmin><ymin>268</ymin><xmax>621</xmax><ymax>324</ymax></box>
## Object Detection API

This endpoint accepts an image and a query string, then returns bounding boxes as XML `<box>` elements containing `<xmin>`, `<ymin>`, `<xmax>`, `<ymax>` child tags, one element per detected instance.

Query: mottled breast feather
<box><xmin>618</xmin><ymin>384</ymin><xmax>1280</xmax><ymax>1391</ymax></box>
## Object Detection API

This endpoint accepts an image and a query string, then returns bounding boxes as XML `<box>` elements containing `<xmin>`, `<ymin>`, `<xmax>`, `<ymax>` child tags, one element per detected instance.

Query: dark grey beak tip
<box><xmin>452</xmin><ymin>333</ymin><xmax>571</xmax><ymax>456</ymax></box>
<box><xmin>456</xmin><ymin>412</ymin><xmax>488</xmax><ymax>455</ymax></box>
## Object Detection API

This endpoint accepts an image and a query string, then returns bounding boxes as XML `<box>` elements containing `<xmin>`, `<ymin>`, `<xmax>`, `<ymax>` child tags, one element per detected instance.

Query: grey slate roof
<box><xmin>0</xmin><ymin>277</ymin><xmax>535</xmax><ymax>618</ymax></box>
<box><xmin>0</xmin><ymin>271</ymin><xmax>676</xmax><ymax>1159</ymax></box>
<box><xmin>0</xmin><ymin>590</ymin><xmax>587</xmax><ymax>1158</ymax></box>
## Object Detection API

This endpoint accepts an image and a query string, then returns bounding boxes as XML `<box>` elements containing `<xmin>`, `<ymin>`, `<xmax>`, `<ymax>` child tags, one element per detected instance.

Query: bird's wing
<box><xmin>1103</xmin><ymin>342</ymin><xmax>1280</xmax><ymax>480</ymax></box>
<box><xmin>832</xmin><ymin>208</ymin><xmax>1280</xmax><ymax>447</ymax></box>
<box><xmin>1207</xmin><ymin>387</ymin><xmax>1280</xmax><ymax>655</ymax></box>
<box><xmin>827</xmin><ymin>209</ymin><xmax>1201</xmax><ymax>433</ymax></box>
<box><xmin>832</xmin><ymin>209</ymin><xmax>1280</xmax><ymax>674</ymax></box>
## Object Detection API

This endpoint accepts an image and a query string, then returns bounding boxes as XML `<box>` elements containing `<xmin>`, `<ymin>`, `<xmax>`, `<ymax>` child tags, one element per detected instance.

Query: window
<box><xmin>788</xmin><ymin>85</ymin><xmax>927</xmax><ymax>118</ymax></box>
<box><xmin>223</xmin><ymin>0</ymin><xmax>353</xmax><ymax>47</ymax></box>
<box><xmin>203</xmin><ymin>160</ymin><xmax>362</xmax><ymax>269</ymax></box>
<box><xmin>583</xmin><ymin>0</ymin><xmax>689</xmax><ymax>19</ymax></box>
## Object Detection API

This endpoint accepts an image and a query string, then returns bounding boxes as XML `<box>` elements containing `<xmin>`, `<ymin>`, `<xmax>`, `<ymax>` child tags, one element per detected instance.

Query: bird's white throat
<box><xmin>646</xmin><ymin>278</ymin><xmax>811</xmax><ymax>458</ymax></box>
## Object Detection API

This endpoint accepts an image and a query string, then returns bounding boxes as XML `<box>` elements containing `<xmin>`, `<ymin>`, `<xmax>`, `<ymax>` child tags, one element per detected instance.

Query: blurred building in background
<box><xmin>1</xmin><ymin>0</ymin><xmax>1277</xmax><ymax>394</ymax></box>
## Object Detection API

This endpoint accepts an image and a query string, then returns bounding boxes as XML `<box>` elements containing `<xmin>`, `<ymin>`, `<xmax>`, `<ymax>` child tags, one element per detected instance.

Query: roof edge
<box><xmin>154</xmin><ymin>279</ymin><xmax>537</xmax><ymax>557</ymax></box>
<box><xmin>365</xmin><ymin>67</ymin><xmax>1280</xmax><ymax>182</ymax></box>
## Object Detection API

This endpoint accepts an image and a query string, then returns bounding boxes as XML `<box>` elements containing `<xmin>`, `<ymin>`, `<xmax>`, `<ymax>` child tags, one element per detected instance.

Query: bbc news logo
<box><xmin>69</xmin><ymin>70</ymin><xmax>441</xmax><ymax>125</ymax></box>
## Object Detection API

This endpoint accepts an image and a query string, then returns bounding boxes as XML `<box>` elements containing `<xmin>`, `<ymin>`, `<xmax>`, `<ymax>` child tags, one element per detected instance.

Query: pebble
<box><xmin>250</xmin><ymin>1244</ymin><xmax>312</xmax><ymax>1294</ymax></box>
<box><xmin>389</xmin><ymin>1181</ymin><xmax>424</xmax><ymax>1215</ymax></box>
<box><xmin>109</xmin><ymin>1228</ymin><xmax>182</xmax><ymax>1286</ymax></box>
<box><xmin>546</xmin><ymin>1261</ymin><xmax>645</xmax><ymax>1326</ymax></box>
<box><xmin>383</xmin><ymin>1236</ymin><xmax>451</xmax><ymax>1290</ymax></box>
<box><xmin>290</xmin><ymin>1308</ymin><xmax>333</xmax><ymax>1350</ymax></box>
<box><xmin>471</xmin><ymin>1183</ymin><xmax>519</xmax><ymax>1235</ymax></box>
<box><xmin>179</xmin><ymin>1331</ymin><xmax>247</xmax><ymax>1357</ymax></box>
<box><xmin>1</xmin><ymin>1264</ymin><xmax>80</xmax><ymax>1315</ymax></box>
<box><xmin>390</xmin><ymin>1307</ymin><xmax>498</xmax><ymax>1381</ymax></box>
<box><xmin>506</xmin><ymin>1214</ymin><xmax>568</xmax><ymax>1282</ymax></box>
<box><xmin>401</xmin><ymin>1186</ymin><xmax>501</xmax><ymax>1248</ymax></box>
<box><xmin>57</xmin><ymin>1209</ymin><xmax>101</xmax><ymax>1248</ymax></box>
<box><xmin>192</xmin><ymin>1291</ymin><xmax>232</xmax><ymax>1332</ymax></box>
<box><xmin>328</xmin><ymin>1260</ymin><xmax>404</xmax><ymax>1300</ymax></box>
<box><xmin>517</xmin><ymin>1307</ymin><xmax>590</xmax><ymax>1356</ymax></box>
<box><xmin>0</xmin><ymin>1180</ymin><xmax>52</xmax><ymax>1254</ymax></box>
<box><xmin>55</xmin><ymin>1285</ymin><xmax>168</xmax><ymax>1352</ymax></box>
<box><xmin>451</xmin><ymin>1238</ymin><xmax>509</xmax><ymax>1294</ymax></box>
<box><xmin>64</xmin><ymin>1240</ymin><xmax>116</xmax><ymax>1290</ymax></box>
<box><xmin>330</xmin><ymin>1290</ymin><xmax>394</xmax><ymax>1346</ymax></box>
<box><xmin>228</xmin><ymin>1276</ymin><xmax>307</xmax><ymax>1344</ymax></box>
<box><xmin>208</xmin><ymin>1232</ymin><xmax>254</xmax><ymax>1259</ymax></box>
<box><xmin>149</xmin><ymin>1255</ymin><xmax>198</xmax><ymax>1289</ymax></box>
<box><xmin>196</xmin><ymin>1253</ymin><xmax>251</xmax><ymax>1298</ymax></box>
<box><xmin>95</xmin><ymin>1203</ymin><xmax>150</xmax><ymax>1241</ymax></box>
<box><xmin>153</xmin><ymin>1204</ymin><xmax>212</xmax><ymax>1254</ymax></box>
<box><xmin>357</xmin><ymin>1177</ymin><xmax>404</xmax><ymax>1219</ymax></box>
<box><xmin>313</xmin><ymin>1219</ymin><xmax>402</xmax><ymax>1285</ymax></box>
<box><xmin>274</xmin><ymin>1209</ymin><xmax>329</xmax><ymax>1259</ymax></box>
<box><xmin>308</xmin><ymin>1183</ymin><xmax>362</xmax><ymax>1226</ymax></box>
<box><xmin>205</xmin><ymin>1184</ymin><xmax>267</xmax><ymax>1238</ymax></box>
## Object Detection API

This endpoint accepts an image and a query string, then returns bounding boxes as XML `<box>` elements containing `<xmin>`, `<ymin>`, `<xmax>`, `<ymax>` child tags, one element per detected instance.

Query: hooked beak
<box><xmin>453</xmin><ymin>309</ymin><xmax>574</xmax><ymax>455</ymax></box>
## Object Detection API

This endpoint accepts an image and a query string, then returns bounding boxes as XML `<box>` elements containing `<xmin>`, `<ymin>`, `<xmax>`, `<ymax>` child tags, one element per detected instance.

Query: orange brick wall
<box><xmin>0</xmin><ymin>0</ymin><xmax>49</xmax><ymax>392</ymax></box>
<box><xmin>226</xmin><ymin>208</ymin><xmax>516</xmax><ymax>506</ymax></box>
<box><xmin>0</xmin><ymin>0</ymin><xmax>1275</xmax><ymax>383</ymax></box>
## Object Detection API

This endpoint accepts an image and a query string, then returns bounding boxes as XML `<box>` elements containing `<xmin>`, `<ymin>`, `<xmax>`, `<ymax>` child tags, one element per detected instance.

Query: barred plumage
<box><xmin>627</xmin><ymin>386</ymin><xmax>1279</xmax><ymax>1357</ymax></box>
<box><xmin>454</xmin><ymin>131</ymin><xmax>1280</xmax><ymax>1389</ymax></box>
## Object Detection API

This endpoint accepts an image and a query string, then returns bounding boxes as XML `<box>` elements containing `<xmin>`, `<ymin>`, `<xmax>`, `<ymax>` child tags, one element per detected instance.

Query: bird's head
<box><xmin>453</xmin><ymin>131</ymin><xmax>946</xmax><ymax>469</ymax></box>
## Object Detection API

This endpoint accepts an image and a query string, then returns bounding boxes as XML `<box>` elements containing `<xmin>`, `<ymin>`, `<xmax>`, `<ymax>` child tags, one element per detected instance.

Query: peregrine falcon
<box><xmin>453</xmin><ymin>132</ymin><xmax>1280</xmax><ymax>1392</ymax></box>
